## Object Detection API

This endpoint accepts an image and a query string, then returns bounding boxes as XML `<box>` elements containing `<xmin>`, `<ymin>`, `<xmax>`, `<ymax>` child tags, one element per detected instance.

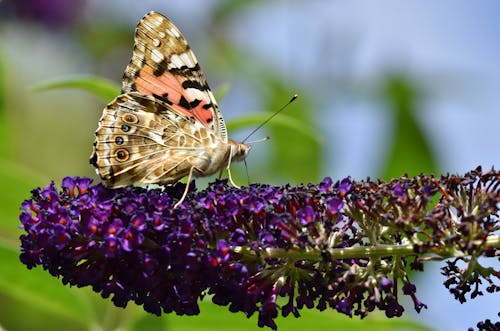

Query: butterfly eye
<box><xmin>122</xmin><ymin>113</ymin><xmax>139</xmax><ymax>124</ymax></box>
<box><xmin>115</xmin><ymin>148</ymin><xmax>130</xmax><ymax>162</ymax></box>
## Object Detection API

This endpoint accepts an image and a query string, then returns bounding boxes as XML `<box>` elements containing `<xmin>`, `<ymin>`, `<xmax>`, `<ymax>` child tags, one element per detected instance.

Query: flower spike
<box><xmin>19</xmin><ymin>167</ymin><xmax>500</xmax><ymax>330</ymax></box>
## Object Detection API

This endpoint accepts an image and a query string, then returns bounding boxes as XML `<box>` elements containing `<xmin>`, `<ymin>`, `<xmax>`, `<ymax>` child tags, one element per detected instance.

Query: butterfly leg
<box><xmin>227</xmin><ymin>167</ymin><xmax>240</xmax><ymax>189</ymax></box>
<box><xmin>226</xmin><ymin>149</ymin><xmax>240</xmax><ymax>189</ymax></box>
<box><xmin>173</xmin><ymin>166</ymin><xmax>195</xmax><ymax>209</ymax></box>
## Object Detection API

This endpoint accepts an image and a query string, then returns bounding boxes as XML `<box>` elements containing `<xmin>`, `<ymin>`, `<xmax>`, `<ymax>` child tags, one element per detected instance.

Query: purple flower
<box><xmin>319</xmin><ymin>177</ymin><xmax>333</xmax><ymax>192</ymax></box>
<box><xmin>2</xmin><ymin>0</ymin><xmax>86</xmax><ymax>28</ymax></box>
<box><xmin>393</xmin><ymin>184</ymin><xmax>406</xmax><ymax>201</ymax></box>
<box><xmin>326</xmin><ymin>197</ymin><xmax>343</xmax><ymax>215</ymax></box>
<box><xmin>18</xmin><ymin>168</ymin><xmax>500</xmax><ymax>330</ymax></box>
<box><xmin>379</xmin><ymin>277</ymin><xmax>393</xmax><ymax>292</ymax></box>
<box><xmin>337</xmin><ymin>178</ymin><xmax>352</xmax><ymax>196</ymax></box>
<box><xmin>402</xmin><ymin>282</ymin><xmax>416</xmax><ymax>296</ymax></box>
<box><xmin>384</xmin><ymin>295</ymin><xmax>405</xmax><ymax>318</ymax></box>
<box><xmin>296</xmin><ymin>206</ymin><xmax>316</xmax><ymax>226</ymax></box>
<box><xmin>336</xmin><ymin>297</ymin><xmax>353</xmax><ymax>317</ymax></box>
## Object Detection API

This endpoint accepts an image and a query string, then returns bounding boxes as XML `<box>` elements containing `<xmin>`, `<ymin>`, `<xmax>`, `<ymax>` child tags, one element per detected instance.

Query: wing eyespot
<box><xmin>115</xmin><ymin>148</ymin><xmax>130</xmax><ymax>162</ymax></box>
<box><xmin>122</xmin><ymin>113</ymin><xmax>139</xmax><ymax>124</ymax></box>
<box><xmin>115</xmin><ymin>136</ymin><xmax>124</xmax><ymax>145</ymax></box>
<box><xmin>121</xmin><ymin>124</ymin><xmax>131</xmax><ymax>132</ymax></box>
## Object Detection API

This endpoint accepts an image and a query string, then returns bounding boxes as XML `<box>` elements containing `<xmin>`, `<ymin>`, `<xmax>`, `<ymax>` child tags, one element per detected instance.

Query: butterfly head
<box><xmin>229</xmin><ymin>140</ymin><xmax>250</xmax><ymax>163</ymax></box>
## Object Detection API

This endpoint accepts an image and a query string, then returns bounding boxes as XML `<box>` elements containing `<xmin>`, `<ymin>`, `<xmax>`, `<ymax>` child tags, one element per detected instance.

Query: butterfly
<box><xmin>90</xmin><ymin>11</ymin><xmax>250</xmax><ymax>208</ymax></box>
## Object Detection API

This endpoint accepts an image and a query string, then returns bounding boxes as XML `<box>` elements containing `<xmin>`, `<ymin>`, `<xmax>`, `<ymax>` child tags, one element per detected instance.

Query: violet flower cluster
<box><xmin>19</xmin><ymin>167</ymin><xmax>499</xmax><ymax>330</ymax></box>
<box><xmin>1</xmin><ymin>0</ymin><xmax>86</xmax><ymax>28</ymax></box>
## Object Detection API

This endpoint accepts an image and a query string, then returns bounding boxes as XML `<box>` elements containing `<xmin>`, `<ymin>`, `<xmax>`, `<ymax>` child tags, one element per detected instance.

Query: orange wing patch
<box><xmin>120</xmin><ymin>11</ymin><xmax>228</xmax><ymax>140</ymax></box>
<box><xmin>136</xmin><ymin>66</ymin><xmax>215</xmax><ymax>126</ymax></box>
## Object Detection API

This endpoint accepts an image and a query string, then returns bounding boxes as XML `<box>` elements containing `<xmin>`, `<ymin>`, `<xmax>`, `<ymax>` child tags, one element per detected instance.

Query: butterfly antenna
<box><xmin>245</xmin><ymin>136</ymin><xmax>270</xmax><ymax>145</ymax></box>
<box><xmin>242</xmin><ymin>94</ymin><xmax>298</xmax><ymax>143</ymax></box>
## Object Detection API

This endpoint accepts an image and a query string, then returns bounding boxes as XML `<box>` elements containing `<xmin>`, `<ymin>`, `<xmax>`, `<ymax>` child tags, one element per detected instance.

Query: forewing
<box><xmin>121</xmin><ymin>11</ymin><xmax>228</xmax><ymax>142</ymax></box>
<box><xmin>90</xmin><ymin>92</ymin><xmax>215</xmax><ymax>187</ymax></box>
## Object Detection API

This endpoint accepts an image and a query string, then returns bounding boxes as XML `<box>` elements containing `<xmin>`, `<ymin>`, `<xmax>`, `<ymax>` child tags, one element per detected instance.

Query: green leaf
<box><xmin>0</xmin><ymin>162</ymin><xmax>99</xmax><ymax>329</ymax></box>
<box><xmin>129</xmin><ymin>314</ymin><xmax>166</xmax><ymax>331</ymax></box>
<box><xmin>0</xmin><ymin>244</ymin><xmax>93</xmax><ymax>325</ymax></box>
<box><xmin>33</xmin><ymin>75</ymin><xmax>120</xmax><ymax>102</ymax></box>
<box><xmin>379</xmin><ymin>74</ymin><xmax>438</xmax><ymax>179</ymax></box>
<box><xmin>0</xmin><ymin>158</ymin><xmax>48</xmax><ymax>238</ymax></box>
<box><xmin>165</xmin><ymin>298</ymin><xmax>432</xmax><ymax>331</ymax></box>
<box><xmin>227</xmin><ymin>112</ymin><xmax>321</xmax><ymax>145</ymax></box>
<box><xmin>0</xmin><ymin>160</ymin><xmax>94</xmax><ymax>328</ymax></box>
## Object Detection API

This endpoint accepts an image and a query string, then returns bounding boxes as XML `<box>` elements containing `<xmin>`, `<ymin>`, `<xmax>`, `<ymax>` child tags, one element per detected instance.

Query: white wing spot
<box><xmin>149</xmin><ymin>16</ymin><xmax>164</xmax><ymax>28</ymax></box>
<box><xmin>186</xmin><ymin>88</ymin><xmax>207</xmax><ymax>102</ymax></box>
<box><xmin>168</xmin><ymin>54</ymin><xmax>183</xmax><ymax>68</ymax></box>
<box><xmin>168</xmin><ymin>52</ymin><xmax>198</xmax><ymax>69</ymax></box>
<box><xmin>151</xmin><ymin>49</ymin><xmax>164</xmax><ymax>63</ymax></box>
<box><xmin>153</xmin><ymin>38</ymin><xmax>161</xmax><ymax>47</ymax></box>
<box><xmin>166</xmin><ymin>28</ymin><xmax>180</xmax><ymax>38</ymax></box>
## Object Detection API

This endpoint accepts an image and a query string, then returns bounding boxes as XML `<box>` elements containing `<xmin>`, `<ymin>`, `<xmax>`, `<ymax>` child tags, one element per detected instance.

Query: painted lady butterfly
<box><xmin>90</xmin><ymin>11</ymin><xmax>249</xmax><ymax>207</ymax></box>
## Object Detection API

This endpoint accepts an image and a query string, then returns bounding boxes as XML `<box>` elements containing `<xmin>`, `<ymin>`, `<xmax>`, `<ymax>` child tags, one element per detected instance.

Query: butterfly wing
<box><xmin>121</xmin><ymin>11</ymin><xmax>228</xmax><ymax>142</ymax></box>
<box><xmin>90</xmin><ymin>92</ymin><xmax>219</xmax><ymax>187</ymax></box>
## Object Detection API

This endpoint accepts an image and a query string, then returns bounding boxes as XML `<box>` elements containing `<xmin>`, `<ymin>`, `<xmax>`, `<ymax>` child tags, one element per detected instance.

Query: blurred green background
<box><xmin>0</xmin><ymin>1</ymin><xmax>498</xmax><ymax>330</ymax></box>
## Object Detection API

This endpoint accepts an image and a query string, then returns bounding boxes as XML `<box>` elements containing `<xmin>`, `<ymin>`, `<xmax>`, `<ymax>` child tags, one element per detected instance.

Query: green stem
<box><xmin>325</xmin><ymin>243</ymin><xmax>415</xmax><ymax>260</ymax></box>
<box><xmin>235</xmin><ymin>235</ymin><xmax>500</xmax><ymax>261</ymax></box>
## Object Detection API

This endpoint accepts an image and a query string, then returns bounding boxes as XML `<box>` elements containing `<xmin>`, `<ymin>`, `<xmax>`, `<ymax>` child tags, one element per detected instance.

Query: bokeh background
<box><xmin>0</xmin><ymin>1</ymin><xmax>498</xmax><ymax>330</ymax></box>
